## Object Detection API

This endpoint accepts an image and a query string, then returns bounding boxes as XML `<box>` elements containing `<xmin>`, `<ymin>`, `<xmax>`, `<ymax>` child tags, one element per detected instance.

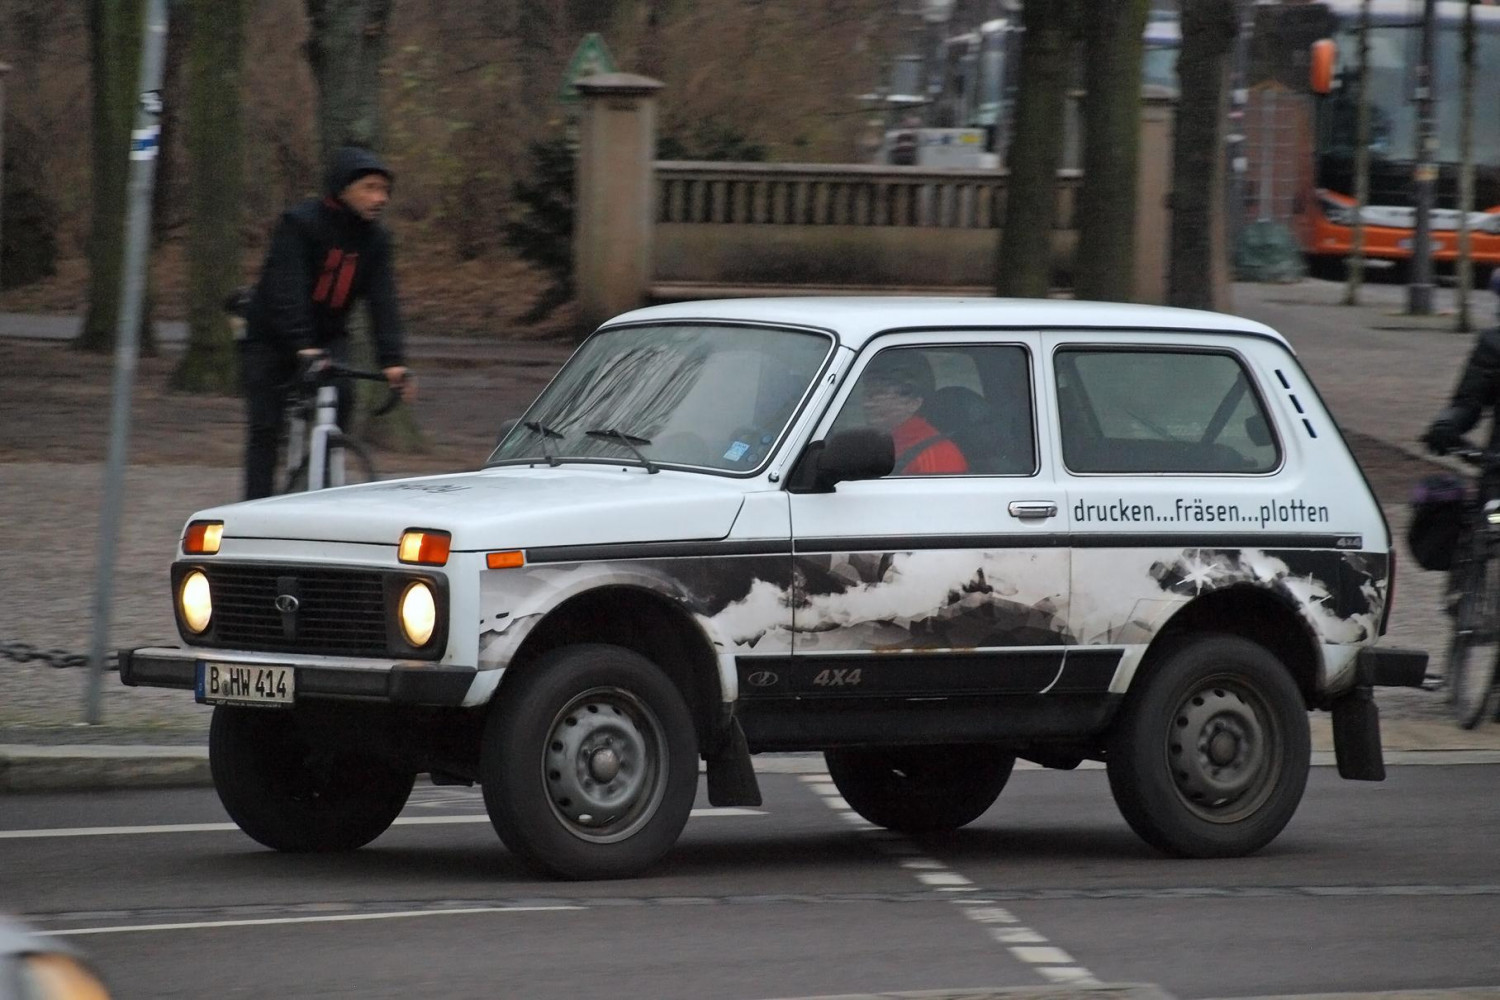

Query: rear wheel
<box><xmin>280</xmin><ymin>433</ymin><xmax>378</xmax><ymax>493</ymax></box>
<box><xmin>1448</xmin><ymin>543</ymin><xmax>1500</xmax><ymax>729</ymax></box>
<box><xmin>823</xmin><ymin>745</ymin><xmax>1015</xmax><ymax>833</ymax></box>
<box><xmin>1106</xmin><ymin>634</ymin><xmax>1309</xmax><ymax>858</ymax></box>
<box><xmin>209</xmin><ymin>706</ymin><xmax>414</xmax><ymax>852</ymax></box>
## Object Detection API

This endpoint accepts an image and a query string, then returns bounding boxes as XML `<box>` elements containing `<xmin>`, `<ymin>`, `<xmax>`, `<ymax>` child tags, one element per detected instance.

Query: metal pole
<box><xmin>85</xmin><ymin>0</ymin><xmax>169</xmax><ymax>724</ymax></box>
<box><xmin>1226</xmin><ymin>0</ymin><xmax>1253</xmax><ymax>267</ymax></box>
<box><xmin>1345</xmin><ymin>0</ymin><xmax>1373</xmax><ymax>305</ymax></box>
<box><xmin>0</xmin><ymin>62</ymin><xmax>11</xmax><ymax>294</ymax></box>
<box><xmin>1408</xmin><ymin>0</ymin><xmax>1437</xmax><ymax>315</ymax></box>
<box><xmin>1456</xmin><ymin>0</ymin><xmax>1476</xmax><ymax>332</ymax></box>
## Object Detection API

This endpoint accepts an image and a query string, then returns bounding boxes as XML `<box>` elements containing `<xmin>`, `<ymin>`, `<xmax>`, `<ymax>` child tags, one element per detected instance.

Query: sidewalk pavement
<box><xmin>4</xmin><ymin>280</ymin><xmax>1500</xmax><ymax>792</ymax></box>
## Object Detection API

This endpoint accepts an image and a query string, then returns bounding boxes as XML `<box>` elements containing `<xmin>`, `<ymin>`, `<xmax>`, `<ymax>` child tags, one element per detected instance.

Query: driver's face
<box><xmin>863</xmin><ymin>382</ymin><xmax>921</xmax><ymax>431</ymax></box>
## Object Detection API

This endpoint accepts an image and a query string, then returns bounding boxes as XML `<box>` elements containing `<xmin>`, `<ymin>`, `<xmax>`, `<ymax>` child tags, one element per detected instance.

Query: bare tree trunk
<box><xmin>304</xmin><ymin>0</ymin><xmax>393</xmax><ymax>163</ymax></box>
<box><xmin>171</xmin><ymin>0</ymin><xmax>247</xmax><ymax>393</ymax></box>
<box><xmin>78</xmin><ymin>0</ymin><xmax>155</xmax><ymax>355</ymax></box>
<box><xmin>1074</xmin><ymin>0</ymin><xmax>1150</xmax><ymax>303</ymax></box>
<box><xmin>1344</xmin><ymin>0</ymin><xmax>1372</xmax><ymax>306</ymax></box>
<box><xmin>1168</xmin><ymin>0</ymin><xmax>1237</xmax><ymax>310</ymax></box>
<box><xmin>304</xmin><ymin>0</ymin><xmax>424</xmax><ymax>453</ymax></box>
<box><xmin>997</xmin><ymin>0</ymin><xmax>1074</xmax><ymax>298</ymax></box>
<box><xmin>1456</xmin><ymin>0</ymin><xmax>1476</xmax><ymax>332</ymax></box>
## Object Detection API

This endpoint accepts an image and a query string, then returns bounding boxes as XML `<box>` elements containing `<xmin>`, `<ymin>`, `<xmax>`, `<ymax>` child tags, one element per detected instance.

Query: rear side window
<box><xmin>1055</xmin><ymin>349</ymin><xmax>1279</xmax><ymax>474</ymax></box>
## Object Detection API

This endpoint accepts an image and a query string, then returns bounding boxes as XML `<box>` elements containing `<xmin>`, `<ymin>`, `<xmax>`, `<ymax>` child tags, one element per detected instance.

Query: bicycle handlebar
<box><xmin>291</xmin><ymin>361</ymin><xmax>410</xmax><ymax>417</ymax></box>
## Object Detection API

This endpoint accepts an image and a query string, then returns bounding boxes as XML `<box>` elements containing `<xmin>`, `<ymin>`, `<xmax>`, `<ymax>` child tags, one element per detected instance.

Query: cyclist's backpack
<box><xmin>1407</xmin><ymin>473</ymin><xmax>1468</xmax><ymax>571</ymax></box>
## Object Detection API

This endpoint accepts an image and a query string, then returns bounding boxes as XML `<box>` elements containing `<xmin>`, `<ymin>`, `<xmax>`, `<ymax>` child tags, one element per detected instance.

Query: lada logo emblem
<box><xmin>275</xmin><ymin>575</ymin><xmax>301</xmax><ymax>641</ymax></box>
<box><xmin>746</xmin><ymin>670</ymin><xmax>780</xmax><ymax>688</ymax></box>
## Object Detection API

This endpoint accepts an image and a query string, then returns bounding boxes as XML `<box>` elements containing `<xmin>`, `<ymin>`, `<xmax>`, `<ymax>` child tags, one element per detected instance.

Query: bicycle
<box><xmin>278</xmin><ymin>359</ymin><xmax>405</xmax><ymax>493</ymax></box>
<box><xmin>1439</xmin><ymin>445</ymin><xmax>1500</xmax><ymax>729</ymax></box>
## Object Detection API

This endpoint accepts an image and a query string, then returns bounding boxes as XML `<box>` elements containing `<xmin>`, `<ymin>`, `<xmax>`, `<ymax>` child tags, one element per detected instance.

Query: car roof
<box><xmin>603</xmin><ymin>297</ymin><xmax>1290</xmax><ymax>351</ymax></box>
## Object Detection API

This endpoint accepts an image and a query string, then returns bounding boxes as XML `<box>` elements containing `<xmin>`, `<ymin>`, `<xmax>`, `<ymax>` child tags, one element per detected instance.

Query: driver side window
<box><xmin>831</xmin><ymin>344</ymin><xmax>1036</xmax><ymax>477</ymax></box>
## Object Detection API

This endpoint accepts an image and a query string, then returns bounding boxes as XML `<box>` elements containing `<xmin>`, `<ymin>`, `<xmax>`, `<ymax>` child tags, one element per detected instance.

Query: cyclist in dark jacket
<box><xmin>1424</xmin><ymin>327</ymin><xmax>1500</xmax><ymax>460</ymax></box>
<box><xmin>240</xmin><ymin>146</ymin><xmax>414</xmax><ymax>499</ymax></box>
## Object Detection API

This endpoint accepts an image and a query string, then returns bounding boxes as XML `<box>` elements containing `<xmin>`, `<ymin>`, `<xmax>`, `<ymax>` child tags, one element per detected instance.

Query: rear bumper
<box><xmin>119</xmin><ymin>646</ymin><xmax>476</xmax><ymax>707</ymax></box>
<box><xmin>1355</xmin><ymin>646</ymin><xmax>1428</xmax><ymax>688</ymax></box>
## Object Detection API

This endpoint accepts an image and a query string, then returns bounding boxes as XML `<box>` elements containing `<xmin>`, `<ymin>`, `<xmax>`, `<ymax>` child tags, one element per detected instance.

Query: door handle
<box><xmin>1008</xmin><ymin>501</ymin><xmax>1058</xmax><ymax>519</ymax></box>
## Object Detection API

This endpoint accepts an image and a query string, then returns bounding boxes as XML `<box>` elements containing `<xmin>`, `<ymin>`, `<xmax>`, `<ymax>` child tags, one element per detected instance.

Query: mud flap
<box><xmin>705</xmin><ymin>718</ymin><xmax>761</xmax><ymax>807</ymax></box>
<box><xmin>1331</xmin><ymin>685</ymin><xmax>1385</xmax><ymax>781</ymax></box>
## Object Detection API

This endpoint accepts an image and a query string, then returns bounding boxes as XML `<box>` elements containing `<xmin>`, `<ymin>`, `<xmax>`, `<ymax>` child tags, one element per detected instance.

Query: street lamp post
<box><xmin>1409</xmin><ymin>0</ymin><xmax>1437</xmax><ymax>316</ymax></box>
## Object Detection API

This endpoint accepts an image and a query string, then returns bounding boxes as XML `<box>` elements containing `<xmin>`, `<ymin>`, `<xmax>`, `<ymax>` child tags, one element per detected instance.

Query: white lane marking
<box><xmin>38</xmin><ymin>906</ymin><xmax>582</xmax><ymax>937</ymax></box>
<box><xmin>801</xmin><ymin>771</ymin><xmax>1101</xmax><ymax>987</ymax></box>
<box><xmin>0</xmin><ymin>807</ymin><xmax>763</xmax><ymax>840</ymax></box>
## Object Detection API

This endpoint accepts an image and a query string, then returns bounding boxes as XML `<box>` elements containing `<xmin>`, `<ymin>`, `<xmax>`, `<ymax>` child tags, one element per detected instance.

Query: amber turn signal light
<box><xmin>183</xmin><ymin>520</ymin><xmax>223</xmax><ymax>555</ymax></box>
<box><xmin>398</xmin><ymin>529</ymin><xmax>451</xmax><ymax>566</ymax></box>
<box><xmin>486</xmin><ymin>550</ymin><xmax>525</xmax><ymax>570</ymax></box>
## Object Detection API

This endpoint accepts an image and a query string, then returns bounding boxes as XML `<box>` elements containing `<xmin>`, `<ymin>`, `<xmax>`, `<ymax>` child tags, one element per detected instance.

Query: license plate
<box><xmin>197</xmin><ymin>662</ymin><xmax>295</xmax><ymax>707</ymax></box>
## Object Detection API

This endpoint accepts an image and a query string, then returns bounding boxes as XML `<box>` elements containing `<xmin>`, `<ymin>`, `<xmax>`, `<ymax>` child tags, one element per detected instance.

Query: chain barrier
<box><xmin>0</xmin><ymin>640</ymin><xmax>117</xmax><ymax>671</ymax></box>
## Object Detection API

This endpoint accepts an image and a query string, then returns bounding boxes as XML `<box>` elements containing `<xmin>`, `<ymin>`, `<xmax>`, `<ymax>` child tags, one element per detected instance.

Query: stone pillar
<box><xmin>0</xmin><ymin>62</ymin><xmax>10</xmax><ymax>293</ymax></box>
<box><xmin>1133</xmin><ymin>88</ymin><xmax>1175</xmax><ymax>305</ymax></box>
<box><xmin>574</xmin><ymin>73</ymin><xmax>663</xmax><ymax>331</ymax></box>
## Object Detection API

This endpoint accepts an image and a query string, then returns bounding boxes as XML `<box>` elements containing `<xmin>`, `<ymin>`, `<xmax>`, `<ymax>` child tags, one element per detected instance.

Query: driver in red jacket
<box><xmin>861</xmin><ymin>350</ymin><xmax>968</xmax><ymax>475</ymax></box>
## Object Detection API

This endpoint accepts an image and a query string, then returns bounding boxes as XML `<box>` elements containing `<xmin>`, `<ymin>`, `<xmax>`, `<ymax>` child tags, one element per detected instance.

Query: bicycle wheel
<box><xmin>1448</xmin><ymin>537</ymin><xmax>1500</xmax><ymax>729</ymax></box>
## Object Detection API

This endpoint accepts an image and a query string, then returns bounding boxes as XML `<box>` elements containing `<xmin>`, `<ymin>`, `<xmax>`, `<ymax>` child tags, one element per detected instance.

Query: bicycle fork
<box><xmin>307</xmin><ymin>384</ymin><xmax>345</xmax><ymax>490</ymax></box>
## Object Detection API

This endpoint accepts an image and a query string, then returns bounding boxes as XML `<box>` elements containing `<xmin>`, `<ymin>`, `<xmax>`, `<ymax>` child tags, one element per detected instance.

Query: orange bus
<box><xmin>1285</xmin><ymin>0</ymin><xmax>1500</xmax><ymax>276</ymax></box>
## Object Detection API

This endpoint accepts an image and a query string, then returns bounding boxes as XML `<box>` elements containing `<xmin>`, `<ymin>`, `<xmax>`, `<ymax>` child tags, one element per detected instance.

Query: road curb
<box><xmin>0</xmin><ymin>744</ymin><xmax>210</xmax><ymax>793</ymax></box>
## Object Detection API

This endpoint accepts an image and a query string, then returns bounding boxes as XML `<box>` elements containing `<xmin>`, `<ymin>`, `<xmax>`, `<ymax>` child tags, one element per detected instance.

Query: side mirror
<box><xmin>1310</xmin><ymin>38</ymin><xmax>1336</xmax><ymax>95</ymax></box>
<box><xmin>792</xmin><ymin>428</ymin><xmax>895</xmax><ymax>493</ymax></box>
<box><xmin>495</xmin><ymin>417</ymin><xmax>519</xmax><ymax>448</ymax></box>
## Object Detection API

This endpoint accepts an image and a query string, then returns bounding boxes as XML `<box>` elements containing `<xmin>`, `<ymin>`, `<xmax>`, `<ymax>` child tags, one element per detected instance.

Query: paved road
<box><xmin>6</xmin><ymin>762</ymin><xmax>1500</xmax><ymax>1000</ymax></box>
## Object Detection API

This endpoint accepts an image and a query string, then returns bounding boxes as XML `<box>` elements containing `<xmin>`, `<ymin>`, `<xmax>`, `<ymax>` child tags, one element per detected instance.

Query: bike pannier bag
<box><xmin>1407</xmin><ymin>473</ymin><xmax>1468</xmax><ymax>571</ymax></box>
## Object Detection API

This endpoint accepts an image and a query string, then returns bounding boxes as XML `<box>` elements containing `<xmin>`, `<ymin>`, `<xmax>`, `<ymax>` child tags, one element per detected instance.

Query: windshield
<box><xmin>487</xmin><ymin>323</ymin><xmax>832</xmax><ymax>474</ymax></box>
<box><xmin>1331</xmin><ymin>21</ymin><xmax>1500</xmax><ymax>165</ymax></box>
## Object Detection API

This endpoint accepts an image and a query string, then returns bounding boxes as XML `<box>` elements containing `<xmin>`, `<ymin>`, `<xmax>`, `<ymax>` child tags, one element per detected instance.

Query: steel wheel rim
<box><xmin>1164</xmin><ymin>674</ymin><xmax>1281</xmax><ymax>823</ymax></box>
<box><xmin>541</xmin><ymin>686</ymin><xmax>668</xmax><ymax>844</ymax></box>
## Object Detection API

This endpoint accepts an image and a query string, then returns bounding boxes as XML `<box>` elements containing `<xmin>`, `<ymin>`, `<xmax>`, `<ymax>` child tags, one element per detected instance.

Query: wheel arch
<box><xmin>502</xmin><ymin>585</ymin><xmax>726</xmax><ymax>752</ymax></box>
<box><xmin>1144</xmin><ymin>583</ymin><xmax>1321</xmax><ymax>705</ymax></box>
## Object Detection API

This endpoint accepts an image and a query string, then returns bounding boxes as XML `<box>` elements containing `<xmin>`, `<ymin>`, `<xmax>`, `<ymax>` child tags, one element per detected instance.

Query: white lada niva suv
<box><xmin>123</xmin><ymin>298</ymin><xmax>1428</xmax><ymax>880</ymax></box>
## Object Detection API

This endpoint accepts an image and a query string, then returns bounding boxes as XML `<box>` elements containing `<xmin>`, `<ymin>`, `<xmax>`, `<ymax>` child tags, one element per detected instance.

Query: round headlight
<box><xmin>180</xmin><ymin>570</ymin><xmax>212</xmax><ymax>634</ymax></box>
<box><xmin>400</xmin><ymin>581</ymin><xmax>436</xmax><ymax>647</ymax></box>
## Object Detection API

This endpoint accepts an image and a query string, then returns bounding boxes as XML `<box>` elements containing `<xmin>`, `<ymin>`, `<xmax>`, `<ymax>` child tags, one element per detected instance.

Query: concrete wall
<box><xmin>573</xmin><ymin>76</ymin><xmax>1174</xmax><ymax>320</ymax></box>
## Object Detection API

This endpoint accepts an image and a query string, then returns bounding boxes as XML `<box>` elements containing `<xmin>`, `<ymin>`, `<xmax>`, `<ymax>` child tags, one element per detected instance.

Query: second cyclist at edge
<box><xmin>240</xmin><ymin>145</ymin><xmax>417</xmax><ymax>500</ymax></box>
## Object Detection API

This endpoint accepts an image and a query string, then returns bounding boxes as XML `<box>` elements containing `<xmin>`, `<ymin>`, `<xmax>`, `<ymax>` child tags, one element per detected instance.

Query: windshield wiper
<box><xmin>585</xmin><ymin>428</ymin><xmax>658</xmax><ymax>474</ymax></box>
<box><xmin>523</xmin><ymin>419</ymin><xmax>564</xmax><ymax>467</ymax></box>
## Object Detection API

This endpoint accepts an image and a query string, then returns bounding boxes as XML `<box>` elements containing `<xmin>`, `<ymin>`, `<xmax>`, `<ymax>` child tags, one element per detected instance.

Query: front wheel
<box><xmin>823</xmin><ymin>745</ymin><xmax>1015</xmax><ymax>833</ymax></box>
<box><xmin>1448</xmin><ymin>543</ymin><xmax>1500</xmax><ymax>729</ymax></box>
<box><xmin>1106</xmin><ymin>634</ymin><xmax>1310</xmax><ymax>858</ymax></box>
<box><xmin>209</xmin><ymin>706</ymin><xmax>415</xmax><ymax>852</ymax></box>
<box><xmin>480</xmin><ymin>644</ymin><xmax>699</xmax><ymax>880</ymax></box>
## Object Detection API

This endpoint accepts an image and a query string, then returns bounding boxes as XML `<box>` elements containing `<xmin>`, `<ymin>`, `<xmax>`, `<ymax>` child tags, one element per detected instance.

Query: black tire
<box><xmin>1106</xmin><ymin>634</ymin><xmax>1310</xmax><ymax>858</ymax></box>
<box><xmin>209</xmin><ymin>706</ymin><xmax>415</xmax><ymax>852</ymax></box>
<box><xmin>823</xmin><ymin>745</ymin><xmax>1015</xmax><ymax>833</ymax></box>
<box><xmin>480</xmin><ymin>644</ymin><xmax>699</xmax><ymax>880</ymax></box>
<box><xmin>1448</xmin><ymin>544</ymin><xmax>1500</xmax><ymax>729</ymax></box>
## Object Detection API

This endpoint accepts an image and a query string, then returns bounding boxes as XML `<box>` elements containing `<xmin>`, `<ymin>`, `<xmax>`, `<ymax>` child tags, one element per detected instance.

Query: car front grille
<box><xmin>205</xmin><ymin>565</ymin><xmax>390</xmax><ymax>655</ymax></box>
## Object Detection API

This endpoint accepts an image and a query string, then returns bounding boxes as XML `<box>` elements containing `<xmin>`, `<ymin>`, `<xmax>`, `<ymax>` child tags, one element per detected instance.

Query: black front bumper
<box><xmin>119</xmin><ymin>647</ymin><xmax>476</xmax><ymax>707</ymax></box>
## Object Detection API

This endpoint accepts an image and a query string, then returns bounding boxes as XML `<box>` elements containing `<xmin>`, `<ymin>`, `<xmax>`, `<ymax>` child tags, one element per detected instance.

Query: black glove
<box><xmin>1423</xmin><ymin>421</ymin><xmax>1463</xmax><ymax>456</ymax></box>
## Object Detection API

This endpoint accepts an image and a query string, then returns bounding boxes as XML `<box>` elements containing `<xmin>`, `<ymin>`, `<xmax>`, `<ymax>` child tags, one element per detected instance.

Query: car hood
<box><xmin>197</xmin><ymin>467</ymin><xmax>751</xmax><ymax>550</ymax></box>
